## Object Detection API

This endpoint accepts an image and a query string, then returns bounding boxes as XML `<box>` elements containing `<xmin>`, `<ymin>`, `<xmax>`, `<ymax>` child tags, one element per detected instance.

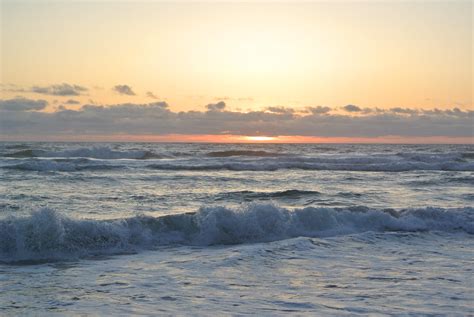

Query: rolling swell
<box><xmin>207</xmin><ymin>150</ymin><xmax>283</xmax><ymax>157</ymax></box>
<box><xmin>4</xmin><ymin>146</ymin><xmax>163</xmax><ymax>160</ymax></box>
<box><xmin>214</xmin><ymin>190</ymin><xmax>321</xmax><ymax>201</ymax></box>
<box><xmin>146</xmin><ymin>160</ymin><xmax>474</xmax><ymax>172</ymax></box>
<box><xmin>3</xmin><ymin>160</ymin><xmax>122</xmax><ymax>172</ymax></box>
<box><xmin>1</xmin><ymin>204</ymin><xmax>472</xmax><ymax>263</ymax></box>
<box><xmin>4</xmin><ymin>149</ymin><xmax>36</xmax><ymax>158</ymax></box>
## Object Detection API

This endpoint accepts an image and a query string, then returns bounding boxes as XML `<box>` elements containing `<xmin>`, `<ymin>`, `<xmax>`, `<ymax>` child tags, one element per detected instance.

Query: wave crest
<box><xmin>1</xmin><ymin>204</ymin><xmax>472</xmax><ymax>263</ymax></box>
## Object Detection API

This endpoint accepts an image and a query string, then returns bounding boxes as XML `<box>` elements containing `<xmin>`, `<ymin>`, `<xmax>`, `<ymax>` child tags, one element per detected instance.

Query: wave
<box><xmin>4</xmin><ymin>147</ymin><xmax>474</xmax><ymax>172</ymax></box>
<box><xmin>4</xmin><ymin>144</ymin><xmax>30</xmax><ymax>150</ymax></box>
<box><xmin>5</xmin><ymin>149</ymin><xmax>36</xmax><ymax>158</ymax></box>
<box><xmin>214</xmin><ymin>190</ymin><xmax>321</xmax><ymax>201</ymax></box>
<box><xmin>447</xmin><ymin>176</ymin><xmax>474</xmax><ymax>185</ymax></box>
<box><xmin>207</xmin><ymin>150</ymin><xmax>283</xmax><ymax>157</ymax></box>
<box><xmin>5</xmin><ymin>146</ymin><xmax>163</xmax><ymax>160</ymax></box>
<box><xmin>146</xmin><ymin>160</ymin><xmax>474</xmax><ymax>172</ymax></box>
<box><xmin>4</xmin><ymin>158</ymin><xmax>474</xmax><ymax>173</ymax></box>
<box><xmin>4</xmin><ymin>160</ymin><xmax>121</xmax><ymax>172</ymax></box>
<box><xmin>462</xmin><ymin>152</ymin><xmax>474</xmax><ymax>159</ymax></box>
<box><xmin>1</xmin><ymin>204</ymin><xmax>472</xmax><ymax>263</ymax></box>
<box><xmin>397</xmin><ymin>152</ymin><xmax>465</xmax><ymax>162</ymax></box>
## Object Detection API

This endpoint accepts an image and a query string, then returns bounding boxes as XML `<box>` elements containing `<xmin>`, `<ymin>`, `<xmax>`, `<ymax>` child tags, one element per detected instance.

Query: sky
<box><xmin>0</xmin><ymin>0</ymin><xmax>473</xmax><ymax>143</ymax></box>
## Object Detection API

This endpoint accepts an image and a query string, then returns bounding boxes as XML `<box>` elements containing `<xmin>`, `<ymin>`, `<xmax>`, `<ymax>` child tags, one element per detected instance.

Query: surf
<box><xmin>1</xmin><ymin>204</ymin><xmax>472</xmax><ymax>263</ymax></box>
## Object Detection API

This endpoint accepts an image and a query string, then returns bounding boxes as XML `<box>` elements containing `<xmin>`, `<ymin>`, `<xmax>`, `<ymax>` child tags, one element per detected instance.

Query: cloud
<box><xmin>206</xmin><ymin>101</ymin><xmax>226</xmax><ymax>111</ymax></box>
<box><xmin>0</xmin><ymin>83</ymin><xmax>26</xmax><ymax>93</ymax></box>
<box><xmin>146</xmin><ymin>91</ymin><xmax>158</xmax><ymax>99</ymax></box>
<box><xmin>343</xmin><ymin>104</ymin><xmax>362</xmax><ymax>112</ymax></box>
<box><xmin>113</xmin><ymin>85</ymin><xmax>136</xmax><ymax>96</ymax></box>
<box><xmin>213</xmin><ymin>97</ymin><xmax>254</xmax><ymax>102</ymax></box>
<box><xmin>390</xmin><ymin>107</ymin><xmax>419</xmax><ymax>115</ymax></box>
<box><xmin>306</xmin><ymin>106</ymin><xmax>331</xmax><ymax>114</ymax></box>
<box><xmin>0</xmin><ymin>97</ymin><xmax>48</xmax><ymax>111</ymax></box>
<box><xmin>439</xmin><ymin>107</ymin><xmax>467</xmax><ymax>117</ymax></box>
<box><xmin>265</xmin><ymin>106</ymin><xmax>295</xmax><ymax>115</ymax></box>
<box><xmin>31</xmin><ymin>83</ymin><xmax>87</xmax><ymax>96</ymax></box>
<box><xmin>0</xmin><ymin>101</ymin><xmax>472</xmax><ymax>138</ymax></box>
<box><xmin>65</xmin><ymin>99</ymin><xmax>80</xmax><ymax>105</ymax></box>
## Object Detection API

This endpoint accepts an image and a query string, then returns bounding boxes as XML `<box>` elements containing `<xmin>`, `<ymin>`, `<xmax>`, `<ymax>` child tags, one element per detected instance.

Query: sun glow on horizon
<box><xmin>243</xmin><ymin>136</ymin><xmax>276</xmax><ymax>142</ymax></box>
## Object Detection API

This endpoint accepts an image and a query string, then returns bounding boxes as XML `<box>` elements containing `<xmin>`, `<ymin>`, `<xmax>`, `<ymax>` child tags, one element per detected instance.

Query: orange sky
<box><xmin>2</xmin><ymin>1</ymin><xmax>472</xmax><ymax>112</ymax></box>
<box><xmin>0</xmin><ymin>1</ymin><xmax>472</xmax><ymax>143</ymax></box>
<box><xmin>0</xmin><ymin>133</ymin><xmax>472</xmax><ymax>144</ymax></box>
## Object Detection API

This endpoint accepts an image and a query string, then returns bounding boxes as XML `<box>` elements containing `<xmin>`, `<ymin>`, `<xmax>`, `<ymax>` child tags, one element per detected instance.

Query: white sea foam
<box><xmin>1</xmin><ymin>204</ymin><xmax>472</xmax><ymax>263</ymax></box>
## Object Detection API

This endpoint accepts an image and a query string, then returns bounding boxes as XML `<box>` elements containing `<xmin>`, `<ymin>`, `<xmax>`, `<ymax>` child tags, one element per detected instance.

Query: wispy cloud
<box><xmin>0</xmin><ymin>83</ymin><xmax>26</xmax><ymax>93</ymax></box>
<box><xmin>265</xmin><ymin>106</ymin><xmax>295</xmax><ymax>115</ymax></box>
<box><xmin>306</xmin><ymin>106</ymin><xmax>331</xmax><ymax>114</ymax></box>
<box><xmin>146</xmin><ymin>91</ymin><xmax>158</xmax><ymax>99</ymax></box>
<box><xmin>1</xmin><ymin>83</ymin><xmax>88</xmax><ymax>96</ymax></box>
<box><xmin>31</xmin><ymin>83</ymin><xmax>88</xmax><ymax>96</ymax></box>
<box><xmin>213</xmin><ymin>96</ymin><xmax>254</xmax><ymax>102</ymax></box>
<box><xmin>65</xmin><ymin>99</ymin><xmax>80</xmax><ymax>105</ymax></box>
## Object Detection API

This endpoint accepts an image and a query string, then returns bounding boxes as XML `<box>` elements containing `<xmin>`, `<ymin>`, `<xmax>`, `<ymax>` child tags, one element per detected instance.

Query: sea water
<box><xmin>0</xmin><ymin>142</ymin><xmax>473</xmax><ymax>315</ymax></box>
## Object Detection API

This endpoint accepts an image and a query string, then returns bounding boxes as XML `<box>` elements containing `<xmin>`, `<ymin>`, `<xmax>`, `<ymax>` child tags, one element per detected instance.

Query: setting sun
<box><xmin>243</xmin><ymin>136</ymin><xmax>276</xmax><ymax>142</ymax></box>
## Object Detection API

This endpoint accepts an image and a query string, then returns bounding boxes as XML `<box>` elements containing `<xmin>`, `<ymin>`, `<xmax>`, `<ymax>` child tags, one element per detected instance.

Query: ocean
<box><xmin>0</xmin><ymin>142</ymin><xmax>473</xmax><ymax>315</ymax></box>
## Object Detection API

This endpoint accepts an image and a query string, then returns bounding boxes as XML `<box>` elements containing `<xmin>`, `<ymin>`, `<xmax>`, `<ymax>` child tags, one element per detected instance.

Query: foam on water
<box><xmin>1</xmin><ymin>204</ymin><xmax>472</xmax><ymax>263</ymax></box>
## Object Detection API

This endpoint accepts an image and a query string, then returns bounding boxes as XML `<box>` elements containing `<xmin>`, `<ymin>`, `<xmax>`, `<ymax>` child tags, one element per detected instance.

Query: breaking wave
<box><xmin>1</xmin><ymin>204</ymin><xmax>472</xmax><ymax>263</ymax></box>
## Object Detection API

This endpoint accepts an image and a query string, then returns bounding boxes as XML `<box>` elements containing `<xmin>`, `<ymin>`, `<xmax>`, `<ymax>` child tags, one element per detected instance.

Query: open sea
<box><xmin>0</xmin><ymin>142</ymin><xmax>473</xmax><ymax>315</ymax></box>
